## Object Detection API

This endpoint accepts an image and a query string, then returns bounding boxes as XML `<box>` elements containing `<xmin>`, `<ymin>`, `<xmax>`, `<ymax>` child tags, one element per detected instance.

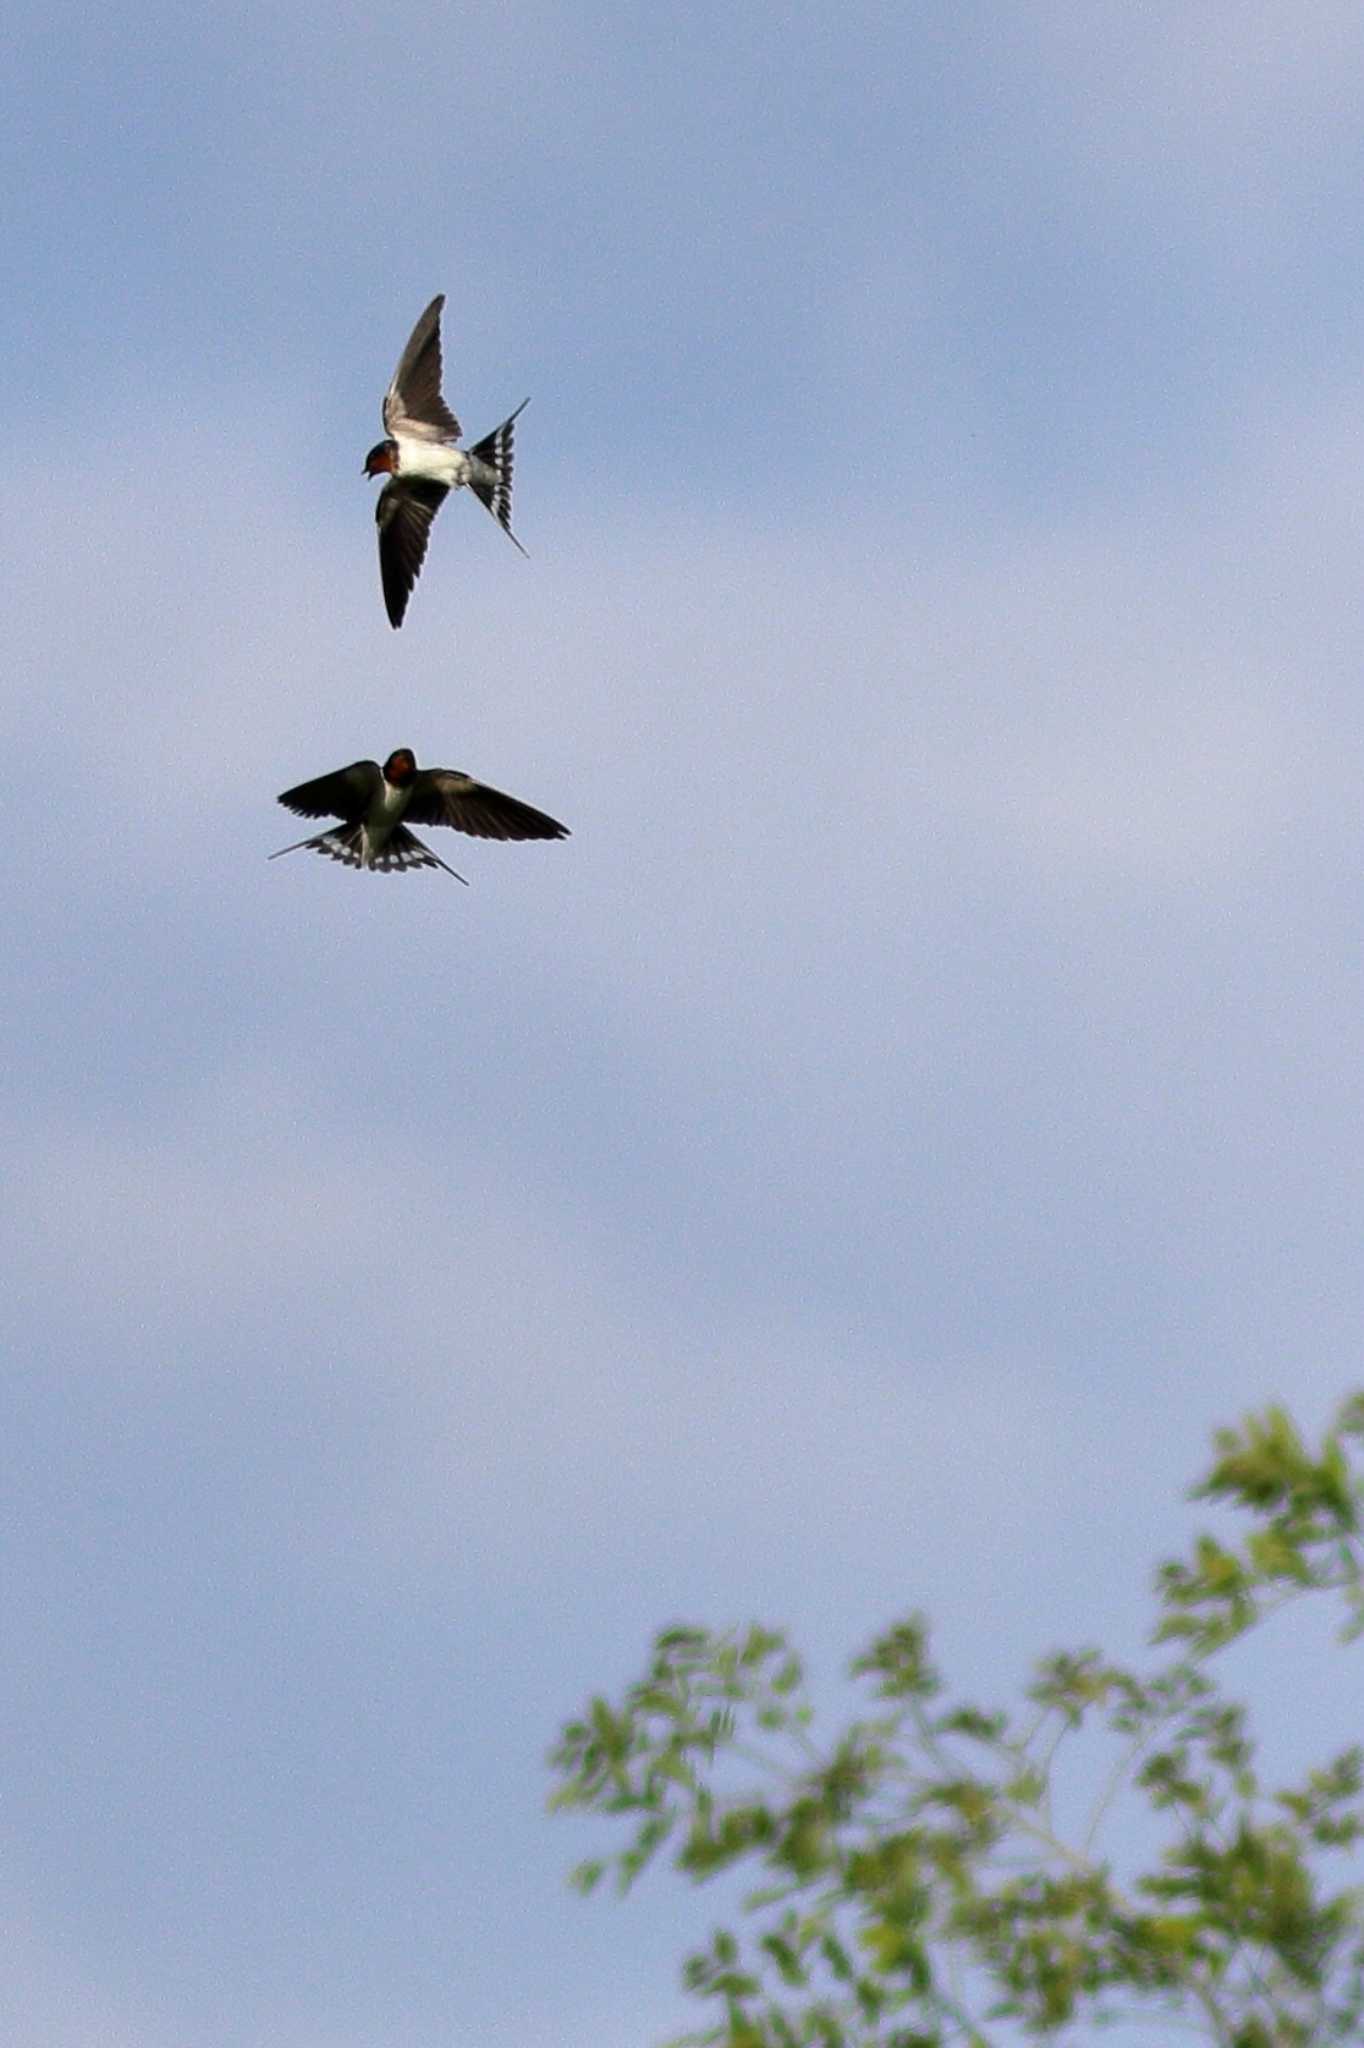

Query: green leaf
<box><xmin>553</xmin><ymin>1393</ymin><xmax>1364</xmax><ymax>2048</ymax></box>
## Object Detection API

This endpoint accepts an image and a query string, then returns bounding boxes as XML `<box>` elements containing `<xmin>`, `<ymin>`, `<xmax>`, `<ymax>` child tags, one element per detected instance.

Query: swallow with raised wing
<box><xmin>270</xmin><ymin>749</ymin><xmax>568</xmax><ymax>881</ymax></box>
<box><xmin>363</xmin><ymin>294</ymin><xmax>528</xmax><ymax>628</ymax></box>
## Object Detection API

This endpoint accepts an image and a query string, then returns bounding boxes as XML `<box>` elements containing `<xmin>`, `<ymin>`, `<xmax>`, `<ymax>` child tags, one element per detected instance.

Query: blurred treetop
<box><xmin>551</xmin><ymin>1397</ymin><xmax>1364</xmax><ymax>2047</ymax></box>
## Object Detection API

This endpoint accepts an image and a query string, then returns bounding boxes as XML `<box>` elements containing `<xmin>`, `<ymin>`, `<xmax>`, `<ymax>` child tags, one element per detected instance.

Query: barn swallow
<box><xmin>363</xmin><ymin>294</ymin><xmax>528</xmax><ymax>628</ymax></box>
<box><xmin>269</xmin><ymin>749</ymin><xmax>568</xmax><ymax>881</ymax></box>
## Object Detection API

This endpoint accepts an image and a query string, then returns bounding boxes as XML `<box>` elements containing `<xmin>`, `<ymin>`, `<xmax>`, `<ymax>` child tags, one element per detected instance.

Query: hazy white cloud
<box><xmin>4</xmin><ymin>1064</ymin><xmax>1067</xmax><ymax>1592</ymax></box>
<box><xmin>1022</xmin><ymin>3</ymin><xmax>1364</xmax><ymax>222</ymax></box>
<box><xmin>11</xmin><ymin>370</ymin><xmax>1359</xmax><ymax>889</ymax></box>
<box><xmin>0</xmin><ymin>1883</ymin><xmax>493</xmax><ymax>2048</ymax></box>
<box><xmin>7</xmin><ymin>383</ymin><xmax>1362</xmax><ymax>1210</ymax></box>
<box><xmin>6</xmin><ymin>13</ymin><xmax>1364</xmax><ymax>2045</ymax></box>
<box><xmin>0</xmin><ymin>1899</ymin><xmax>172</xmax><ymax>2048</ymax></box>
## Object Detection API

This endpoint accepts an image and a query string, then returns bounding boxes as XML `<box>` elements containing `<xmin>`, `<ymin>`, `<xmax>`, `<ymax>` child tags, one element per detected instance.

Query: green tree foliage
<box><xmin>550</xmin><ymin>1398</ymin><xmax>1364</xmax><ymax>2046</ymax></box>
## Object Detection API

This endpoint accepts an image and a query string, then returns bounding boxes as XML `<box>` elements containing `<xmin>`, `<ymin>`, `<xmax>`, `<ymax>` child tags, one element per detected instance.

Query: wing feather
<box><xmin>403</xmin><ymin>770</ymin><xmax>570</xmax><ymax>841</ymax></box>
<box><xmin>277</xmin><ymin>761</ymin><xmax>382</xmax><ymax>822</ymax></box>
<box><xmin>376</xmin><ymin>478</ymin><xmax>449</xmax><ymax>629</ymax></box>
<box><xmin>382</xmin><ymin>294</ymin><xmax>461</xmax><ymax>441</ymax></box>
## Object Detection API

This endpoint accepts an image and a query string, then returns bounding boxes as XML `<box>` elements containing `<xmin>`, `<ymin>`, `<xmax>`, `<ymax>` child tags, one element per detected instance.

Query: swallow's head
<box><xmin>383</xmin><ymin>748</ymin><xmax>418</xmax><ymax>786</ymax></box>
<box><xmin>364</xmin><ymin>439</ymin><xmax>398</xmax><ymax>478</ymax></box>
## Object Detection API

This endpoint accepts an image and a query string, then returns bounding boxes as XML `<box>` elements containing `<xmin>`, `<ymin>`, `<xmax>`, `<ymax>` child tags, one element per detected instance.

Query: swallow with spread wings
<box><xmin>363</xmin><ymin>294</ymin><xmax>528</xmax><ymax>628</ymax></box>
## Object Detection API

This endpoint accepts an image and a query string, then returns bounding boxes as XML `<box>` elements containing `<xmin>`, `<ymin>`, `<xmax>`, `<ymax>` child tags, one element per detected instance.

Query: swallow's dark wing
<box><xmin>403</xmin><ymin>770</ymin><xmax>570</xmax><ymax>841</ymax></box>
<box><xmin>382</xmin><ymin>294</ymin><xmax>460</xmax><ymax>441</ymax></box>
<box><xmin>376</xmin><ymin>478</ymin><xmax>449</xmax><ymax>629</ymax></box>
<box><xmin>277</xmin><ymin>760</ymin><xmax>382</xmax><ymax>822</ymax></box>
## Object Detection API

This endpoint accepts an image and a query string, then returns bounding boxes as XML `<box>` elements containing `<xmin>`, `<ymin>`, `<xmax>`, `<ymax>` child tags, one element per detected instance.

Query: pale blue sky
<box><xmin>5</xmin><ymin>5</ymin><xmax>1364</xmax><ymax>2044</ymax></box>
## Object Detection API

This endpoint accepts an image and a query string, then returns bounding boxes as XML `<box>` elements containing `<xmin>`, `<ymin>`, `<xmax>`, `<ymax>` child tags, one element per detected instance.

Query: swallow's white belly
<box><xmin>395</xmin><ymin>438</ymin><xmax>470</xmax><ymax>489</ymax></box>
<box><xmin>361</xmin><ymin>780</ymin><xmax>410</xmax><ymax>861</ymax></box>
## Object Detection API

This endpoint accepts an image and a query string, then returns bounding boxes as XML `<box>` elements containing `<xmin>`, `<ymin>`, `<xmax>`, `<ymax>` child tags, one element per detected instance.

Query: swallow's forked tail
<box><xmin>469</xmin><ymin>399</ymin><xmax>530</xmax><ymax>555</ymax></box>
<box><xmin>268</xmin><ymin>822</ymin><xmax>468</xmax><ymax>882</ymax></box>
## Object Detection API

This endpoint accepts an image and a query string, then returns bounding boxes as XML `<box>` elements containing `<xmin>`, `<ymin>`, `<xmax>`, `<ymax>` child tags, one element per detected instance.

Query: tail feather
<box><xmin>269</xmin><ymin>822</ymin><xmax>468</xmax><ymax>882</ymax></box>
<box><xmin>469</xmin><ymin>398</ymin><xmax>529</xmax><ymax>555</ymax></box>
